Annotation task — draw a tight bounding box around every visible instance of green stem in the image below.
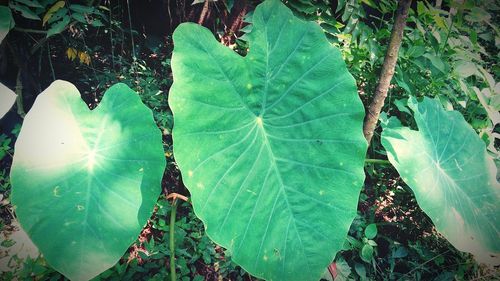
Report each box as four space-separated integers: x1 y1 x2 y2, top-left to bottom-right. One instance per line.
13 27 47 34
169 200 178 281
47 41 56 80
364 158 391 165
15 69 25 118
439 19 453 54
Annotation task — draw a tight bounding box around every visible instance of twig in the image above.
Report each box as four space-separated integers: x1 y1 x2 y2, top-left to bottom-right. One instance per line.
15 69 25 118
47 41 56 80
166 192 189 203
362 0 412 145
365 158 391 165
198 0 210 25
125 0 136 59
221 0 247 46
13 27 47 34
108 2 116 73
169 199 178 281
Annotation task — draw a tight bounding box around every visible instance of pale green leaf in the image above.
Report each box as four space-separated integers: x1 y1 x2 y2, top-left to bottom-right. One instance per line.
381 97 500 265
169 0 367 280
11 81 165 281
0 83 17 119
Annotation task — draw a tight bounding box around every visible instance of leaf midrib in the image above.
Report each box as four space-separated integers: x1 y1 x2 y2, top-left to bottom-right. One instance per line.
256 122 313 274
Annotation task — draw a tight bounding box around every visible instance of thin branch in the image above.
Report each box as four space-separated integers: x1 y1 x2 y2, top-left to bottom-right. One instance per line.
169 199 178 281
166 193 190 203
13 27 47 34
198 0 210 25
47 41 56 80
15 69 25 118
365 158 391 165
363 0 412 146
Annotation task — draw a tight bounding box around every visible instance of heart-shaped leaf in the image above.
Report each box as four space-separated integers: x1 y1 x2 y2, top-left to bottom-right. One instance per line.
169 0 367 280
11 80 165 281
381 96 500 265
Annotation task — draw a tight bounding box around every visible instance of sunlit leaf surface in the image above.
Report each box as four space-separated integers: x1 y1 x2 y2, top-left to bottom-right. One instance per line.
381 96 500 265
169 0 367 280
11 81 165 281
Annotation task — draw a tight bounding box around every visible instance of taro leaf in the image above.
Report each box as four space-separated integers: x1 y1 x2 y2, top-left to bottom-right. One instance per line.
0 6 15 43
381 96 500 265
0 83 17 119
11 80 165 281
169 0 367 280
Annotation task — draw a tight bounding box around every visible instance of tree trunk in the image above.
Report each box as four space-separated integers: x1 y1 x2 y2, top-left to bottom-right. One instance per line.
362 0 412 145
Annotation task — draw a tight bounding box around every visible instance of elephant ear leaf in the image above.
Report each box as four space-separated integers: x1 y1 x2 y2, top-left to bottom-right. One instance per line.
381 96 500 265
169 0 367 280
11 80 166 281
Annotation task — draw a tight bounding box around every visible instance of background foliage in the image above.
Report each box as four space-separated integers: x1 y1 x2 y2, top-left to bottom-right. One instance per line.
0 0 498 280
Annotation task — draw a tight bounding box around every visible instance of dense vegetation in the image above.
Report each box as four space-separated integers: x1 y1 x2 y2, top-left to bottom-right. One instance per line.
0 0 499 280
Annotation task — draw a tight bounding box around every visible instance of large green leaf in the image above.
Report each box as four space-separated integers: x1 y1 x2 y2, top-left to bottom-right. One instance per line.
381 97 500 265
169 0 367 280
11 81 165 281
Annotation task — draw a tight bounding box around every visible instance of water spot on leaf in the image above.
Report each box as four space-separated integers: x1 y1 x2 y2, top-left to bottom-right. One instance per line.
53 186 61 197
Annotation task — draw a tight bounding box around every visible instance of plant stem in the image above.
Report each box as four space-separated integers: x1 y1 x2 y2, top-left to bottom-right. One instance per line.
13 27 47 34
364 158 391 165
439 19 453 54
169 199 178 281
198 0 210 25
47 41 56 80
125 0 136 59
363 0 412 145
15 69 25 118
